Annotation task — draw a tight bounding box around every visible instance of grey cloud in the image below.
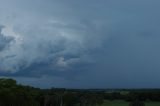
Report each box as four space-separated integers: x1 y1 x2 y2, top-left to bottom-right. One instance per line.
1 0 160 88
0 13 108 73
0 25 14 51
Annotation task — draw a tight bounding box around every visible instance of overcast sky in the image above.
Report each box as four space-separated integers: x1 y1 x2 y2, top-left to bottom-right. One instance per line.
0 0 160 88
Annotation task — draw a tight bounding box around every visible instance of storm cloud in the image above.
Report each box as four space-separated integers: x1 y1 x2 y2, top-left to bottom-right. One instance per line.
0 21 107 73
1 0 160 88
0 0 108 73
0 25 14 51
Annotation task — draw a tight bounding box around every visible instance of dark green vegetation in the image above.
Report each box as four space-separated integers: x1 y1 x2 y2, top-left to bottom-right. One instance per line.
0 78 160 106
0 78 104 106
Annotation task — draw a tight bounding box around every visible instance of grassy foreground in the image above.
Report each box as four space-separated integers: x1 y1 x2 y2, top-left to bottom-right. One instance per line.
146 102 160 106
101 100 129 106
101 100 160 106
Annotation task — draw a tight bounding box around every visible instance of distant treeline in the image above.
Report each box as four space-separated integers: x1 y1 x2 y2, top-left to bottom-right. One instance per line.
0 78 160 106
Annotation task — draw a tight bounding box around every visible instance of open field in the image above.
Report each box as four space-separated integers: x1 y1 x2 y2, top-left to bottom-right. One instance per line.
101 100 129 106
101 100 160 106
146 102 160 106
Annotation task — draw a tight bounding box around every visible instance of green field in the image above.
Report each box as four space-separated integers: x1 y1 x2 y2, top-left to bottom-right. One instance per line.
101 100 160 106
146 102 160 106
101 100 129 106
